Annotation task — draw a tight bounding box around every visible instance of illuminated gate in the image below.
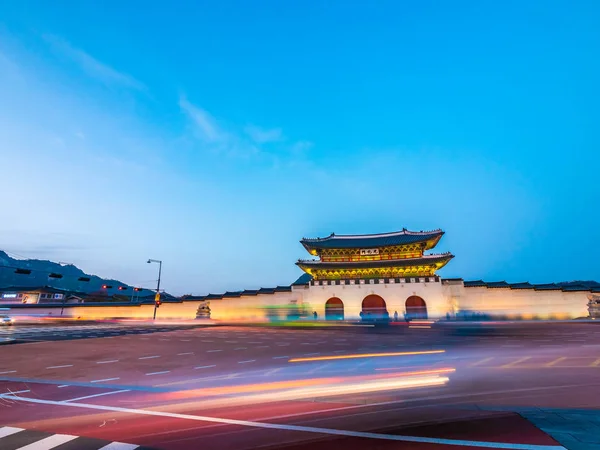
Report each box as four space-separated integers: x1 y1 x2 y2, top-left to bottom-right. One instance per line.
405 296 427 320
325 297 344 321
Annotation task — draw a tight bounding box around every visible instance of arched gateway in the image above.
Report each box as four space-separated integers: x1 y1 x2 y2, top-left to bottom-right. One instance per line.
361 294 388 320
405 296 428 320
325 297 344 320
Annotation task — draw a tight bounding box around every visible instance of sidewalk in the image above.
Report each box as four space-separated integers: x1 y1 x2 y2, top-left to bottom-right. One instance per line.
462 405 600 449
521 409 600 450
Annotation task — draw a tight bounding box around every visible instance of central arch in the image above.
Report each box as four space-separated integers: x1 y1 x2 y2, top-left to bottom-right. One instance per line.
405 296 428 320
361 294 388 321
325 297 344 321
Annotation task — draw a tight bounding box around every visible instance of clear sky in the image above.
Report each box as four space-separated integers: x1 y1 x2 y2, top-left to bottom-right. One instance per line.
0 1 598 295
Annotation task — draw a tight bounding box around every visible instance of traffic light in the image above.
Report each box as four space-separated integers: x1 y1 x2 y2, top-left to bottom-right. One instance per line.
155 292 161 308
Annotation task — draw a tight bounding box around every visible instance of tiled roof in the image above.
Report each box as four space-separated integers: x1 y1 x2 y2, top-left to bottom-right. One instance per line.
533 284 562 291
463 280 597 292
181 286 292 302
297 253 453 269
300 229 444 251
509 282 534 289
292 273 313 285
561 284 591 292
463 280 487 287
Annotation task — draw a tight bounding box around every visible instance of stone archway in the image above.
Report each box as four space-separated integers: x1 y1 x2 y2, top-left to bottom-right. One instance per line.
405 295 428 320
325 297 344 321
361 294 389 321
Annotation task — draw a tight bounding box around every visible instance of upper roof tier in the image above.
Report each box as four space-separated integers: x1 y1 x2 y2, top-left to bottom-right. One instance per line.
300 229 444 254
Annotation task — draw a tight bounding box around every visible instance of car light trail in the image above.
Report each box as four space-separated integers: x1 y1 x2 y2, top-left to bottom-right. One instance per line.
289 349 445 363
375 367 456 376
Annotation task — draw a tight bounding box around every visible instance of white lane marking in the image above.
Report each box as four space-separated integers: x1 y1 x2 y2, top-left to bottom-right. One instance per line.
91 377 120 383
138 355 160 360
273 356 289 359
180 339 191 342
65 389 130 402
46 364 73 369
264 368 282 376
0 389 30 395
96 360 119 364
304 352 320 356
194 365 216 369
201 340 214 342
177 352 194 356
16 433 78 449
207 350 222 353
470 357 494 367
98 442 140 450
146 371 170 376
57 385 70 388
234 347 247 350
248 341 262 344
256 346 270 348
0 395 565 450
0 370 16 374
0 426 24 438
238 360 255 364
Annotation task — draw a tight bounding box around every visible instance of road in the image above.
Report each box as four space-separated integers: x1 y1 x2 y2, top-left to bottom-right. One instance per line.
1 321 600 449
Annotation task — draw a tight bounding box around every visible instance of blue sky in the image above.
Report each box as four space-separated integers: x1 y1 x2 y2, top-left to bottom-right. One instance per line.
0 1 598 294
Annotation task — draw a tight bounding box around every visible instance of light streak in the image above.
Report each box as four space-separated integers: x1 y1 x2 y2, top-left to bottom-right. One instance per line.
289 349 445 363
374 368 455 376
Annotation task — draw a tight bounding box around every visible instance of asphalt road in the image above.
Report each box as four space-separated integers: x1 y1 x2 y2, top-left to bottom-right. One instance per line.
1 321 600 449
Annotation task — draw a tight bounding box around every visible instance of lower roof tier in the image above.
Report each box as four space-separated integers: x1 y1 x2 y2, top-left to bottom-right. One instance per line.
296 253 453 279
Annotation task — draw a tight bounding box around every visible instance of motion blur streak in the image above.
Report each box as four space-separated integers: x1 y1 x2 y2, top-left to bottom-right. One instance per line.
374 367 456 376
244 375 451 403
169 377 346 398
135 375 453 409
289 349 445 362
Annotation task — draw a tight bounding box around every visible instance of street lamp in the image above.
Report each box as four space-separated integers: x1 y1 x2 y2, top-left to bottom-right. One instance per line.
147 259 162 320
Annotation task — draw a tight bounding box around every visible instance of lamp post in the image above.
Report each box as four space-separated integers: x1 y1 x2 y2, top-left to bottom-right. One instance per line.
147 259 162 320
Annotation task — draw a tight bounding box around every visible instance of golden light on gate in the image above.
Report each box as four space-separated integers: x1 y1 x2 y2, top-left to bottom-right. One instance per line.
288 349 445 363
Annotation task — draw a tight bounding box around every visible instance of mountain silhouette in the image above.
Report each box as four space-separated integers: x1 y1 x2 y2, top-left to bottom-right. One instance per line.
0 250 157 299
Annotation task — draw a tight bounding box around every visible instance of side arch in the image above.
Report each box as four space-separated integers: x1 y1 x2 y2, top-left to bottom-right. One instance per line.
405 296 428 320
325 297 344 320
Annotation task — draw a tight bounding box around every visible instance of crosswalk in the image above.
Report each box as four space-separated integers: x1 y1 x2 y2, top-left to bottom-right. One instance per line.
0 426 153 449
0 324 197 343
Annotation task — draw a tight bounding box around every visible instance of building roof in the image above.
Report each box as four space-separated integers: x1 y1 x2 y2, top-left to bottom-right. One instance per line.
180 286 293 302
463 280 600 293
292 273 313 285
485 281 510 289
296 253 454 270
300 229 444 253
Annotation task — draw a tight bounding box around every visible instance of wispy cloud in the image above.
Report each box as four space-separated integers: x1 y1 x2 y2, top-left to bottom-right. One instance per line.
179 97 222 143
179 97 311 164
43 34 144 91
244 125 283 144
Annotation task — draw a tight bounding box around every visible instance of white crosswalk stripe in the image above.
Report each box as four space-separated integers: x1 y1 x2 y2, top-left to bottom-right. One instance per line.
16 433 78 449
0 324 196 341
0 427 142 449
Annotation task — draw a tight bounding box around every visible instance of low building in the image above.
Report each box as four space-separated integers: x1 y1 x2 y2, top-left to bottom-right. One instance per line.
0 286 73 304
